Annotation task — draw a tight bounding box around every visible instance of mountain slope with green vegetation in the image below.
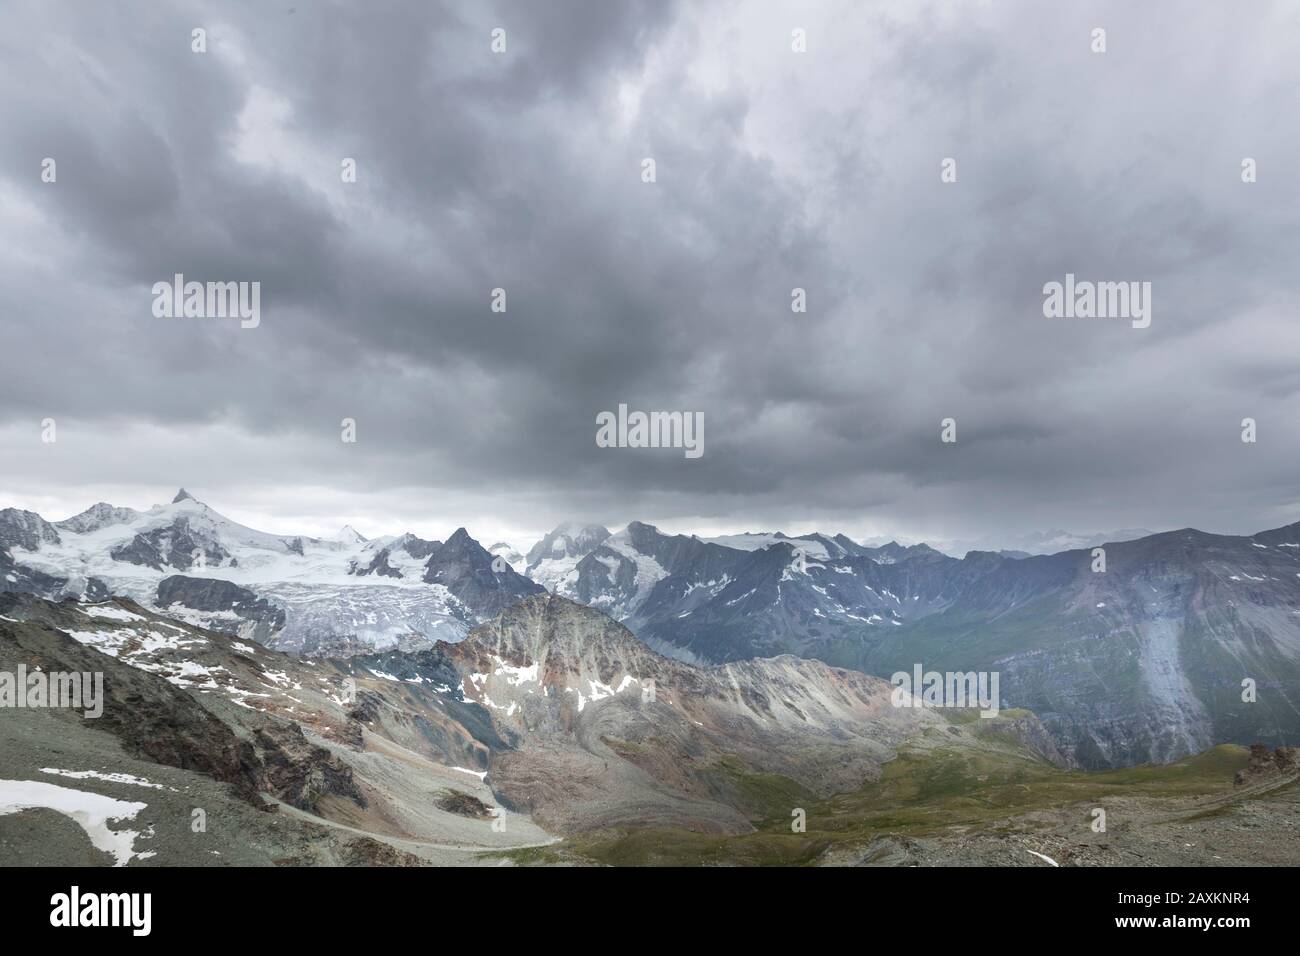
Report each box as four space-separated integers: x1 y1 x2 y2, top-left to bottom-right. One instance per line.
501 734 1299 867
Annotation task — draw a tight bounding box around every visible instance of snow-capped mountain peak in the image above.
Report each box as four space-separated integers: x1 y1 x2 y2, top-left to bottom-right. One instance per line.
333 524 367 545
52 502 141 535
488 542 526 574
524 521 613 592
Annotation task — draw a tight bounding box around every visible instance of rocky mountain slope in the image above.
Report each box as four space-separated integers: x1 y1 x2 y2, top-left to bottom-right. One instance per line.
3 589 1293 867
349 593 1069 833
0 591 557 865
525 519 1300 769
0 592 1055 857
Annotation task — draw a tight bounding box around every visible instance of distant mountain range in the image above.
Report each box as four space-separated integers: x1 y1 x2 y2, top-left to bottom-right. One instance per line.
893 528 1159 559
3 490 1299 769
0 489 542 656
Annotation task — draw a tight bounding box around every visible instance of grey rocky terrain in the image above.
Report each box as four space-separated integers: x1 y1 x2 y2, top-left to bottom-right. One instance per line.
3 589 1295 867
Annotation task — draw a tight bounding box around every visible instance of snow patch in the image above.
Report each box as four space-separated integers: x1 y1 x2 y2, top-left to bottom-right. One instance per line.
0 779 153 866
39 768 174 791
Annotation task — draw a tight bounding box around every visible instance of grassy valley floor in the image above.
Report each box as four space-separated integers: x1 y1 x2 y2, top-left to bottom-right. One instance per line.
494 738 1299 867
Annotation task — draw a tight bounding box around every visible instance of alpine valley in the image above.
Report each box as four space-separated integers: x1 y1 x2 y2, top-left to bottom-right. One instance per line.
2 490 1298 867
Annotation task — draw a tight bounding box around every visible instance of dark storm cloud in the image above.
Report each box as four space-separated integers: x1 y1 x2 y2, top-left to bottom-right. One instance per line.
1 0 1298 547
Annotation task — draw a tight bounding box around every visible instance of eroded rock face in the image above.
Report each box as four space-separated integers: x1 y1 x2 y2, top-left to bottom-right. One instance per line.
249 723 365 812
0 548 70 597
1234 744 1299 786
111 519 233 571
0 509 62 551
109 534 167 571
0 593 364 815
156 575 286 643
437 790 493 819
339 837 424 867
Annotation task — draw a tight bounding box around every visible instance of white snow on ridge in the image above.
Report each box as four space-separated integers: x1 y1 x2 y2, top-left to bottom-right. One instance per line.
10 494 460 610
332 525 367 545
382 543 432 580
529 554 585 595
601 529 669 614
703 533 831 559
39 768 173 791
682 576 732 598
63 626 206 660
148 660 226 690
574 675 639 712
492 656 539 686
80 604 146 622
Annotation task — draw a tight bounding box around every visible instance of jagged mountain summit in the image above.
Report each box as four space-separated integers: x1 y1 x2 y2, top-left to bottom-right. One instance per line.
524 522 612 592
488 542 526 574
333 525 368 546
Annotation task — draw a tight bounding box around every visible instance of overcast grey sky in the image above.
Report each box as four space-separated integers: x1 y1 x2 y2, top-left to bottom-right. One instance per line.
1 0 1298 550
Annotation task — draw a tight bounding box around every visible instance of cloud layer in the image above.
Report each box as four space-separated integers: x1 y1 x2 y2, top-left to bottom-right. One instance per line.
2 0 1298 548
